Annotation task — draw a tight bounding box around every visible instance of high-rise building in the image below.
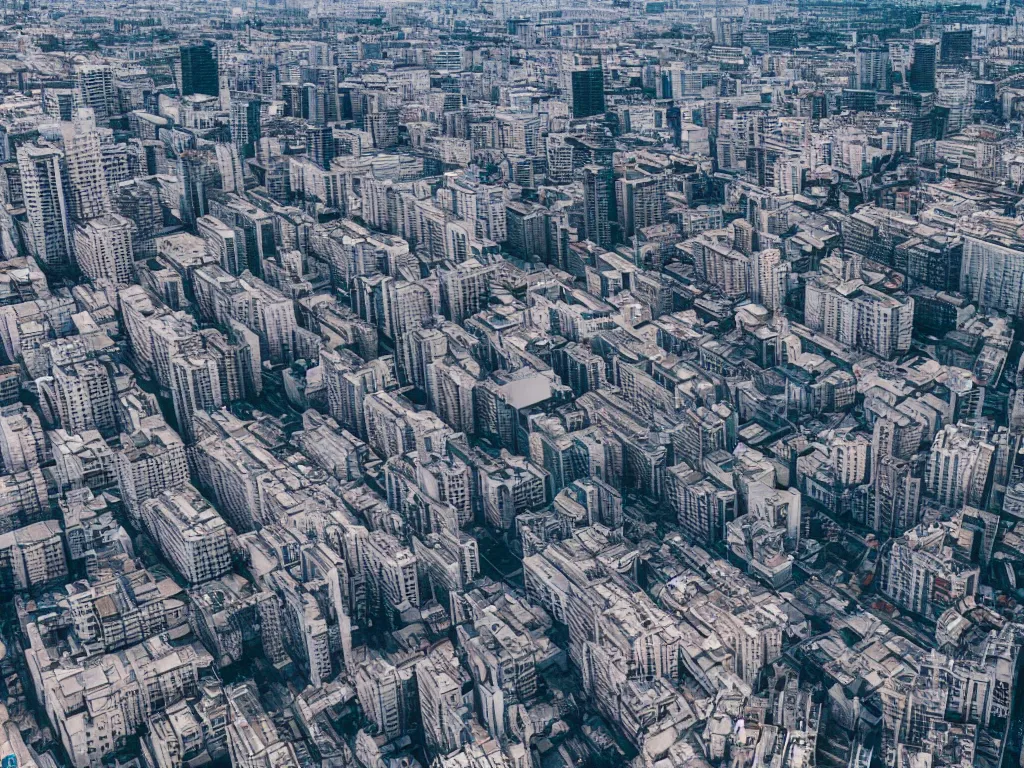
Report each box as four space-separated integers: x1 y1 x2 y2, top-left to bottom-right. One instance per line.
439 258 496 323
666 464 737 544
230 98 261 160
61 121 111 222
880 525 979 617
75 64 115 120
180 43 219 97
202 325 262 403
958 213 1024 316
17 145 74 272
170 354 223 443
73 214 134 284
874 456 922 539
0 520 68 591
941 30 972 64
571 67 606 118
197 215 242 275
114 416 189 523
354 657 417 743
364 529 421 610
615 171 668 240
178 150 219 229
51 359 117 436
925 424 994 510
856 46 890 91
306 125 335 171
140 485 233 584
582 164 614 248
908 40 938 93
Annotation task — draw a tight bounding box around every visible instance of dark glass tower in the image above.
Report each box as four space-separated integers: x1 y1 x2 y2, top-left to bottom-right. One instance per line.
180 43 219 97
908 41 938 93
571 67 606 118
940 30 972 64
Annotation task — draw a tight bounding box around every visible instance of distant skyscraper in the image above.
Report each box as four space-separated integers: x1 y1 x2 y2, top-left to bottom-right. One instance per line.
571 67 606 118
180 43 219 97
856 46 890 91
306 125 335 171
17 145 74 272
177 150 218 228
941 30 972 64
582 164 614 247
909 40 938 93
230 98 261 160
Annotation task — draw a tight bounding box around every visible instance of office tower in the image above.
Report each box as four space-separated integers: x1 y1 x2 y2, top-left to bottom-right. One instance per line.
306 125 335 171
571 67 606 118
140 486 232 584
230 98 261 159
909 40 938 93
582 164 614 248
75 64 115 120
73 214 134 284
301 65 340 123
941 30 972 64
197 215 242 275
61 121 111 221
170 354 223 443
936 68 973 133
856 46 890 91
17 145 74 272
439 258 496 323
300 82 326 125
180 43 219 97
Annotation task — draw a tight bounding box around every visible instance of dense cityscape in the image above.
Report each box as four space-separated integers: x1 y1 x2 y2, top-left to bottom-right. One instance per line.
0 1 1021 768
